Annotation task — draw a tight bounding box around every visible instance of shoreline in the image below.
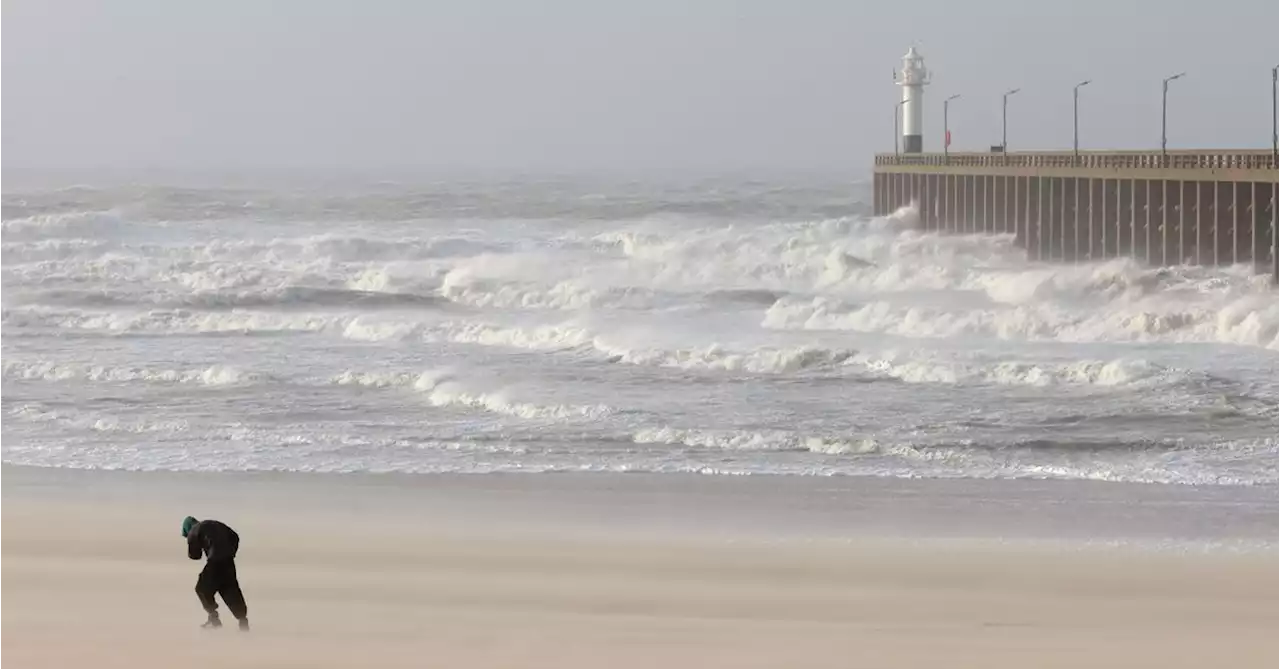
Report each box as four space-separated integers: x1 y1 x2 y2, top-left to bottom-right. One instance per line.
5 464 1276 549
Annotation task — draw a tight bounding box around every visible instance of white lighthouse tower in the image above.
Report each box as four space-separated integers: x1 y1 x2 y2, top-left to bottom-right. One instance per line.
894 47 930 154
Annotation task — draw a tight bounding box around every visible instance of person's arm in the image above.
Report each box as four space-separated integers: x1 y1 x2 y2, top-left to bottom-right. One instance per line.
187 526 203 560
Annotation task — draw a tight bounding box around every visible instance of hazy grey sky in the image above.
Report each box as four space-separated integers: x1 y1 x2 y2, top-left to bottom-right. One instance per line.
4 0 1277 174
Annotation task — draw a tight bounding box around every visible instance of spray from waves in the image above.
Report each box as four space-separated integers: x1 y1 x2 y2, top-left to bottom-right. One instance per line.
329 370 424 388
14 285 452 311
595 340 854 373
364 318 849 377
844 352 1186 388
425 214 906 311
415 318 855 374
763 289 1279 349
1 238 114 263
1 211 126 240
424 209 1273 341
1 233 507 267
634 427 878 455
440 274 660 311
5 409 1272 484
329 368 617 421
631 426 1276 486
2 361 256 386
420 321 593 349
231 233 508 263
8 402 191 435
2 307 345 336
343 316 1225 387
405 319 1206 387
584 209 1019 294
415 371 616 421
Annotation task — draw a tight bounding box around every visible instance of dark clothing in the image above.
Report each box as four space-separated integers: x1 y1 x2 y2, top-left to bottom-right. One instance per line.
195 557 248 620
187 519 240 562
187 519 248 621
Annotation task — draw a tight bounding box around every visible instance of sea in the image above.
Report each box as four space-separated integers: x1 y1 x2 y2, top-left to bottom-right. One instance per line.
3 174 1277 490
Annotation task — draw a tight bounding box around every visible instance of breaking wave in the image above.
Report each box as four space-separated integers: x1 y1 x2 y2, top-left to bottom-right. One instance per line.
2 361 255 386
17 286 451 311
4 182 1275 489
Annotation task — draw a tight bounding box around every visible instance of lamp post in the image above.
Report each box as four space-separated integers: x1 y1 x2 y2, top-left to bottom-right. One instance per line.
1002 88 1020 154
1271 66 1277 166
1073 80 1091 165
1161 72 1186 164
944 94 960 163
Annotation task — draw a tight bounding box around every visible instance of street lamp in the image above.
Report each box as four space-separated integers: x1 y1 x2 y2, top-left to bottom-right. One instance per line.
1271 66 1277 166
1073 80 1091 164
1002 88 1020 154
894 100 907 157
1161 72 1186 163
944 94 961 162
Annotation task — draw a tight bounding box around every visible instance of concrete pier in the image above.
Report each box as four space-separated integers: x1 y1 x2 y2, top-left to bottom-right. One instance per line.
873 150 1279 278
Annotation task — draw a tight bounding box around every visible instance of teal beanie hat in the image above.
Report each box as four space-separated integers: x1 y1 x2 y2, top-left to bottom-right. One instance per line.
181 516 198 537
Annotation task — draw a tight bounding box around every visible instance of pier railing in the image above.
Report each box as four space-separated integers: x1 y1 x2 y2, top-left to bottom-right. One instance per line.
875 150 1278 171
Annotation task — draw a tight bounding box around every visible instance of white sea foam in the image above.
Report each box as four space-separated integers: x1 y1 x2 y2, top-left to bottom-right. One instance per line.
845 352 1177 387
763 290 1279 349
2 361 255 386
633 427 879 455
411 370 614 421
1 211 126 240
8 403 191 434
4 184 1275 492
596 340 854 373
420 321 593 350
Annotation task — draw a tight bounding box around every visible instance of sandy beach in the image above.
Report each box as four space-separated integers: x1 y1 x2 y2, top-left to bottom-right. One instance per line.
3 466 1275 668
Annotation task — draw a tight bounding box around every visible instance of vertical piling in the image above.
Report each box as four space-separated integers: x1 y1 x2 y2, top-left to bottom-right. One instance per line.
1006 176 1016 235
1069 178 1081 262
979 175 988 234
1143 179 1153 265
969 175 979 234
982 175 992 234
1235 180 1251 265
1141 180 1152 264
1159 180 1169 266
1100 180 1111 259
1273 181 1278 280
1131 177 1141 262
1216 182 1234 267
994 176 1003 235
1117 179 1132 258
1176 181 1190 264
949 174 957 232
1059 177 1069 259
1086 178 1097 260
1027 176 1041 260
1194 182 1209 265
1249 181 1266 272
1033 175 1043 259
1013 176 1024 245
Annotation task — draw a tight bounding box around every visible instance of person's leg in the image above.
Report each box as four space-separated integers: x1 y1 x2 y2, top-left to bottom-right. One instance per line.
216 559 250 629
194 562 223 627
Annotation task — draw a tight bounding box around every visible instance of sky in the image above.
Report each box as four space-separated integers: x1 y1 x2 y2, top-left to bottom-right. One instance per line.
3 0 1277 176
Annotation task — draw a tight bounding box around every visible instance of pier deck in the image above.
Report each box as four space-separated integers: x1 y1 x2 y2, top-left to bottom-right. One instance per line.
873 150 1279 277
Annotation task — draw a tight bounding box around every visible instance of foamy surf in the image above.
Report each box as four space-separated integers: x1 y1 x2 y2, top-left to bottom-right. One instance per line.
3 180 1275 488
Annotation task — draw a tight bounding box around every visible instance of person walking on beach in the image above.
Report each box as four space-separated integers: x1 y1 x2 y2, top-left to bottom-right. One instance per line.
181 516 250 631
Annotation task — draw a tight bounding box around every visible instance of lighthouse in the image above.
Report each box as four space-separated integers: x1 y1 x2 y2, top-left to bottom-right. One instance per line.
894 47 930 154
